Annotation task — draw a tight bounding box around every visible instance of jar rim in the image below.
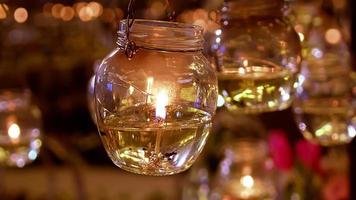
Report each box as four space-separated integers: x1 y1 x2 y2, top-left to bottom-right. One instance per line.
118 19 205 52
120 19 204 33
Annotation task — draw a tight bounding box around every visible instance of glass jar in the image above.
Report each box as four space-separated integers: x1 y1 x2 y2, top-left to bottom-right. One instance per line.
211 139 276 200
0 89 42 168
293 57 355 146
213 0 301 113
95 20 218 176
292 0 355 146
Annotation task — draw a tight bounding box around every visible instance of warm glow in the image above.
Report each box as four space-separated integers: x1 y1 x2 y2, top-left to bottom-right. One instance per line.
74 2 87 15
238 67 246 75
51 3 63 18
8 123 21 140
148 1 165 18
14 7 28 23
60 6 75 21
155 90 169 119
79 6 93 21
87 1 103 18
0 4 7 19
298 32 305 42
325 28 341 44
240 175 254 189
243 59 249 67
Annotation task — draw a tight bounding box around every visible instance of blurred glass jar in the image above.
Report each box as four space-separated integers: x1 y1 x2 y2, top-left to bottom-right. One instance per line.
292 0 354 146
293 56 355 146
211 139 276 200
0 89 42 168
213 0 301 113
182 111 268 200
95 20 218 176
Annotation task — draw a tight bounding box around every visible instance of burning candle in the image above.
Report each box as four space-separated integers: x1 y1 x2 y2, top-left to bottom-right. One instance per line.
155 90 169 120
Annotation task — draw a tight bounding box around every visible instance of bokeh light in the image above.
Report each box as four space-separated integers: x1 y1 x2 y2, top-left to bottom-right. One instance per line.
325 28 342 44
51 3 63 19
60 6 75 21
14 7 28 23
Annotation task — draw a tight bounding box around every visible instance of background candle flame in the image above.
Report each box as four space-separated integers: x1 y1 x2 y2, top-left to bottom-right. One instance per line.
155 90 168 119
8 123 21 140
240 175 254 189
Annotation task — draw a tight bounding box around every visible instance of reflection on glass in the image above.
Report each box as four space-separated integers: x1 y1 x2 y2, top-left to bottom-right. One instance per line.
87 60 101 124
0 89 42 168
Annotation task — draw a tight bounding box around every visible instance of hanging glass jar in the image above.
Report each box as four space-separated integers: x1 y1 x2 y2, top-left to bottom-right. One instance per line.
213 0 301 113
292 0 355 146
211 138 276 200
94 20 218 176
0 89 42 168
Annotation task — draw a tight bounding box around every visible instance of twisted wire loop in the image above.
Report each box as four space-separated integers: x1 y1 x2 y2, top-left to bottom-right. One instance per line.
122 0 138 59
120 0 177 58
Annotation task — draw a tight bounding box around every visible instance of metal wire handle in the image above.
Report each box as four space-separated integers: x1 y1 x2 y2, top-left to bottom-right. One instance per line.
122 0 176 59
122 0 138 59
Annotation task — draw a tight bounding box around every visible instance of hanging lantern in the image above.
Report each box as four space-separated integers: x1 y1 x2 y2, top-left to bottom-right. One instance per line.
94 17 217 176
213 0 301 113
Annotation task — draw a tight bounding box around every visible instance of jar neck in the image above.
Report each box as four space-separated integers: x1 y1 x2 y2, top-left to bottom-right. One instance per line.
117 19 204 52
222 0 285 19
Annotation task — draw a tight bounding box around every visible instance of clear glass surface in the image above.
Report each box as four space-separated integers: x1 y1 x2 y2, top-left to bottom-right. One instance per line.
95 20 217 176
0 89 42 168
213 0 301 113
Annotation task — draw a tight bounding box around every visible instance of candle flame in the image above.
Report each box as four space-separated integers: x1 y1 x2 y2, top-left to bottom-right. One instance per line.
8 123 21 140
155 90 168 119
240 175 254 189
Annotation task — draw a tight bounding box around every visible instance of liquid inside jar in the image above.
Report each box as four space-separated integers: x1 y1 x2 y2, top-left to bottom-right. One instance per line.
0 128 41 168
294 98 356 146
99 104 211 176
218 64 295 113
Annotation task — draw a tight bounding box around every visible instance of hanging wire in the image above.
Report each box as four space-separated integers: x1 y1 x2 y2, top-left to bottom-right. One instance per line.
121 0 177 58
122 0 138 59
